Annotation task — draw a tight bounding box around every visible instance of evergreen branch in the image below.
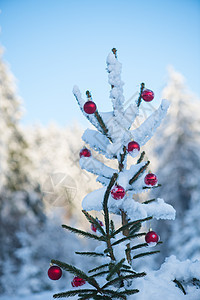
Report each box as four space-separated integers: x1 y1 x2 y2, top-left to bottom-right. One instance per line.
53 289 97 298
111 232 146 247
88 263 110 273
142 198 156 204
132 250 160 260
137 151 145 164
118 289 139 296
143 184 162 190
121 264 131 269
75 251 105 257
129 161 150 185
82 210 105 235
62 224 105 241
129 242 148 251
173 279 187 295
121 269 137 274
106 258 125 281
110 219 115 235
78 295 97 300
111 216 152 237
92 270 110 278
51 260 100 290
94 111 113 142
129 223 141 235
137 82 145 107
103 172 118 261
103 273 146 289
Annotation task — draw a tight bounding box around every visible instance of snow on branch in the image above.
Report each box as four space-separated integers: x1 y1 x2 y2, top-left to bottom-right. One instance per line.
82 129 113 158
126 99 170 146
80 156 117 178
106 49 125 113
73 85 104 134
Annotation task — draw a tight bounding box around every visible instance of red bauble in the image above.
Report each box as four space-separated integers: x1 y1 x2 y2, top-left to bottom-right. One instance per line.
144 173 158 186
111 185 125 200
145 231 159 247
141 89 154 102
48 266 62 280
79 148 91 158
91 219 104 232
127 141 140 153
83 101 96 114
71 276 86 287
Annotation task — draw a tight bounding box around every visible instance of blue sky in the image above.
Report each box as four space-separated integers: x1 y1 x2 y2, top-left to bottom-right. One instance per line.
0 0 200 127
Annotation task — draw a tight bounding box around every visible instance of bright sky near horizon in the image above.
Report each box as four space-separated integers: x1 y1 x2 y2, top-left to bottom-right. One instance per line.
0 0 200 127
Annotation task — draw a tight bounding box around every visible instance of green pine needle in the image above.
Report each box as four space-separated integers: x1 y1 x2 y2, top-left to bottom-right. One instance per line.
53 289 97 298
75 251 105 257
111 216 152 237
103 272 146 289
132 250 160 260
142 198 156 204
82 210 105 236
106 258 125 281
51 259 99 289
88 263 110 274
111 232 146 247
62 224 105 242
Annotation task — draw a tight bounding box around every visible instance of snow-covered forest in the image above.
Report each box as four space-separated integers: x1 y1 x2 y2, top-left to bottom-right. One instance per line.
1 46 200 300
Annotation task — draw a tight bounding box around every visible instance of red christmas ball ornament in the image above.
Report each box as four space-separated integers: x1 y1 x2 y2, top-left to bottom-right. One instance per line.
83 101 96 114
71 276 86 287
141 89 154 102
145 231 160 247
111 185 125 200
144 173 158 186
48 265 62 280
127 141 140 153
79 148 91 158
91 219 104 232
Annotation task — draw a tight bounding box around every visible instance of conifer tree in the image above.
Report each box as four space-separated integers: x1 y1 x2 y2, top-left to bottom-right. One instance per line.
48 49 180 299
151 67 200 263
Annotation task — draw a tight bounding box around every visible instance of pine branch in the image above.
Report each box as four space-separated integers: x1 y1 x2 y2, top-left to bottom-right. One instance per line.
75 251 105 257
119 146 127 171
137 82 145 107
129 223 141 235
53 289 97 298
103 172 118 261
111 216 152 237
173 279 187 295
137 151 145 164
51 260 100 290
92 270 110 278
62 224 105 241
118 289 139 296
78 295 97 300
103 273 146 289
110 219 115 235
111 232 146 247
132 250 160 260
129 242 148 251
88 263 110 273
82 210 105 236
129 161 150 185
106 258 125 280
94 111 113 142
142 198 156 204
121 269 137 275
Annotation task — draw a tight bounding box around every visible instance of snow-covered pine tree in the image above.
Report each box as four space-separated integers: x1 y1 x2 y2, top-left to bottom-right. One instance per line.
49 49 200 299
151 67 200 263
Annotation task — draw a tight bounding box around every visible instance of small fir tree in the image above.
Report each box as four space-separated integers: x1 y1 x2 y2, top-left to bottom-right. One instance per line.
48 49 181 299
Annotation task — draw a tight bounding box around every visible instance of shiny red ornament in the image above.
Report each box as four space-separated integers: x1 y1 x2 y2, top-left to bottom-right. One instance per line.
111 185 125 200
144 173 158 186
127 141 140 153
83 101 96 114
145 231 159 246
91 219 104 232
48 266 62 280
79 148 91 158
71 276 86 287
141 89 154 102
